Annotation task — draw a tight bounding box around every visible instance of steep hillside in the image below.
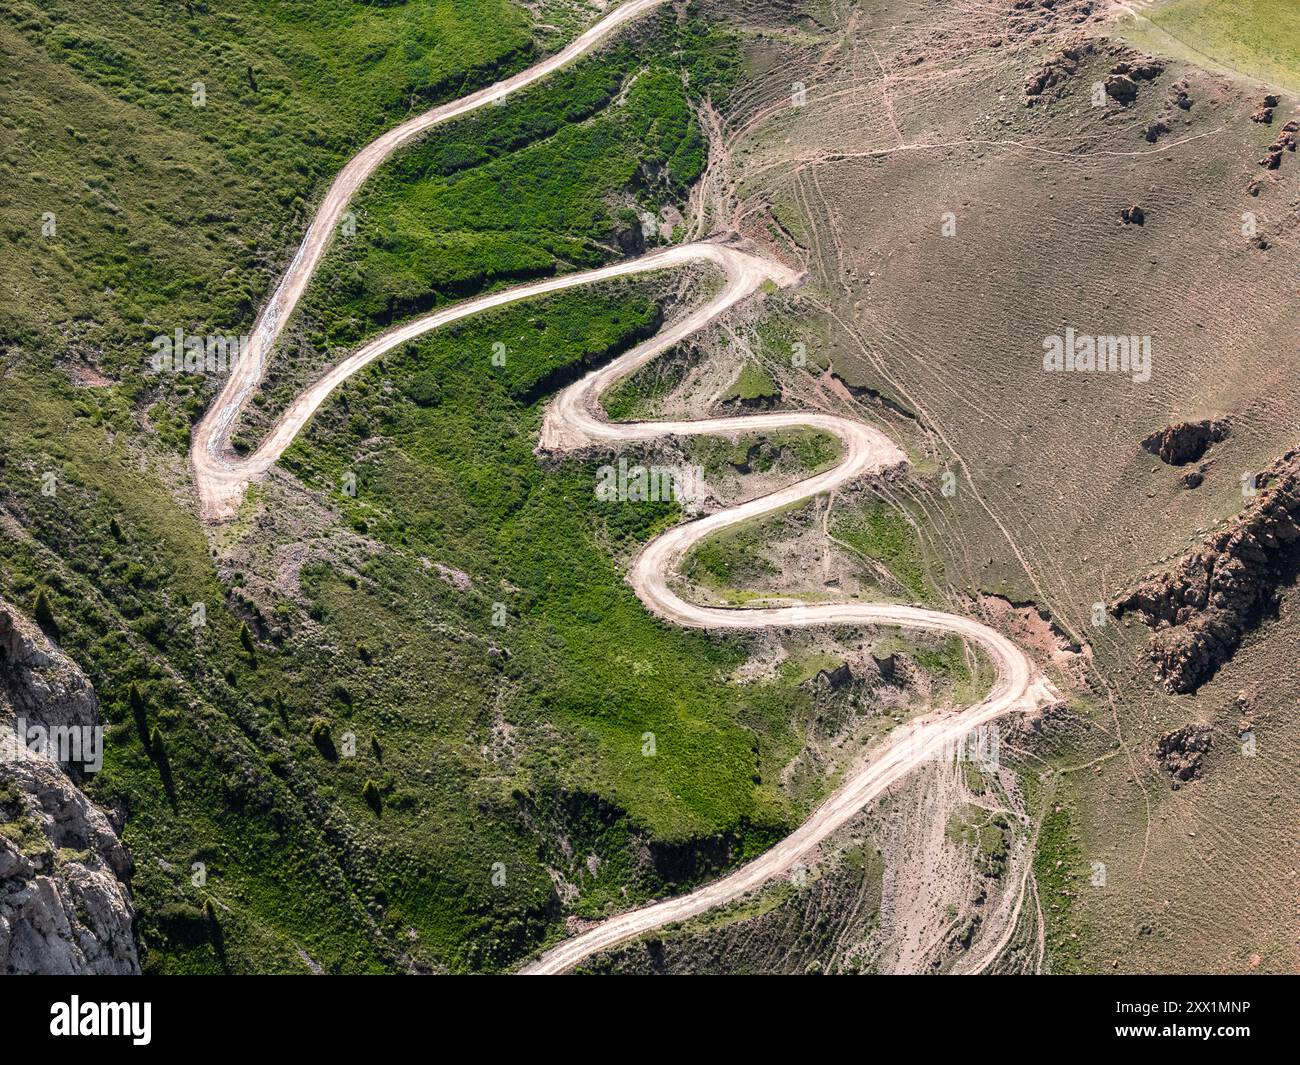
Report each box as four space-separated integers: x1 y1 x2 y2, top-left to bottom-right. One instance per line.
681 0 1298 973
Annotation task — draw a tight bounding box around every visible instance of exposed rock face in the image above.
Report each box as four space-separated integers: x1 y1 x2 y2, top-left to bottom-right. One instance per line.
1113 449 1300 693
1155 725 1212 787
799 651 910 743
0 607 99 733
1024 39 1095 103
1104 73 1139 105
0 599 139 974
1259 120 1296 170
1104 57 1162 105
1141 419 1228 466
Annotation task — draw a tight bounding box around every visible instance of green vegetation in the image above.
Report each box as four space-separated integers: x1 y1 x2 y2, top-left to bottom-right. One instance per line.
833 501 934 601
1027 781 1089 974
33 587 58 636
239 13 741 438
0 0 754 974
0 0 996 977
945 804 1011 878
601 345 693 420
0 0 537 378
0 368 398 972
684 521 779 591
0 273 816 971
691 430 840 479
302 66 705 340
1122 0 1300 91
723 362 780 404
910 634 995 706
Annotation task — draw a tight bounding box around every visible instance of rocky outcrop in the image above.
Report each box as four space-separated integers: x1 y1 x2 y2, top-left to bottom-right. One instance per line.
0 599 139 974
1250 94 1281 124
1021 37 1162 109
830 372 921 425
1141 419 1228 466
1155 724 1212 787
1113 448 1300 693
1259 108 1296 170
1104 57 1163 106
1024 39 1095 103
0 606 99 733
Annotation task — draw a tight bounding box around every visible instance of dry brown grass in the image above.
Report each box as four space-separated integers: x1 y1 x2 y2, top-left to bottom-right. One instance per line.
699 0 1298 973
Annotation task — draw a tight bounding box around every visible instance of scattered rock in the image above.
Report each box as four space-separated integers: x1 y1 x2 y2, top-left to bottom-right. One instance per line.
1024 39 1095 103
430 561 472 592
1179 470 1204 490
1258 127 1294 170
1120 204 1145 226
1104 56 1163 106
1143 118 1170 143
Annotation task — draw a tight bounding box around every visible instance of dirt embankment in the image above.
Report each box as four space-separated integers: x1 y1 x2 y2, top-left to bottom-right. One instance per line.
1113 448 1300 693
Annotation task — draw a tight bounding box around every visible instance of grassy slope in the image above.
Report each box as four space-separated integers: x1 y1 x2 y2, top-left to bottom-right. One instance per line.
0 0 535 372
237 30 720 442
0 0 543 977
0 0 822 973
1123 0 1300 92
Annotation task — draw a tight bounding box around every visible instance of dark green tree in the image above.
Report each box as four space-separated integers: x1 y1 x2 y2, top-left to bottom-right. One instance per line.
238 622 255 657
33 589 58 638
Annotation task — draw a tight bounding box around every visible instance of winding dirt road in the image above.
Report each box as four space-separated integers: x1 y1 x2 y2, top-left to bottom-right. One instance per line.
191 0 668 520
187 0 1059 975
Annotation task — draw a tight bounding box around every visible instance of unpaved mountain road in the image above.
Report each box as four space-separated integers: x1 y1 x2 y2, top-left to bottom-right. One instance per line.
187 0 1059 975
191 0 668 520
